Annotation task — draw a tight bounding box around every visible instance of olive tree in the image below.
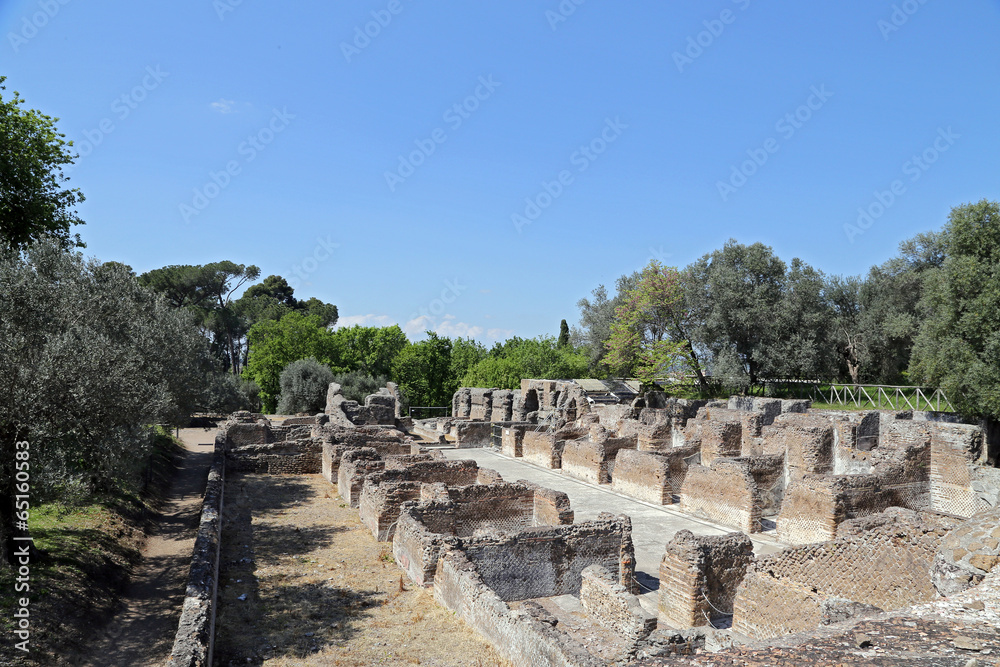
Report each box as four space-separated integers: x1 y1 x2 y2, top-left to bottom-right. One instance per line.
277 358 335 414
0 242 212 565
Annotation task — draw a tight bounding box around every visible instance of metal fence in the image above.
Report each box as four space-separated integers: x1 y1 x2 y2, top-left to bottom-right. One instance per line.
408 406 451 420
813 383 956 412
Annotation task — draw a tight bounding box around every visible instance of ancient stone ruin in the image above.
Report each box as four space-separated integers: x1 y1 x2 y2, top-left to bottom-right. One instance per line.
171 378 1000 666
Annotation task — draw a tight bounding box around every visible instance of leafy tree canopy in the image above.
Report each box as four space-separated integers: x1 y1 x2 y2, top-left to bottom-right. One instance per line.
603 261 696 385
0 241 214 564
277 357 334 415
909 199 1000 418
332 324 408 379
392 332 454 407
243 311 342 412
0 77 84 251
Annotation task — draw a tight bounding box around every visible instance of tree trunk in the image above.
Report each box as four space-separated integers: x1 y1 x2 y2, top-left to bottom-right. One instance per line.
684 341 709 390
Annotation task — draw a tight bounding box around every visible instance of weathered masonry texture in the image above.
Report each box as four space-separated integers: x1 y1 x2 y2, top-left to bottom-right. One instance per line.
182 381 1000 666
658 531 754 629
733 508 958 640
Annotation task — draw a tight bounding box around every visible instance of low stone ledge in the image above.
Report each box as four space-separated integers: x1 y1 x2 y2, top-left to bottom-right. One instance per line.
167 452 225 667
580 564 657 642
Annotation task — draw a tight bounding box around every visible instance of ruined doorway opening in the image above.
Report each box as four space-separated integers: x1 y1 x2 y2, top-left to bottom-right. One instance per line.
524 389 539 414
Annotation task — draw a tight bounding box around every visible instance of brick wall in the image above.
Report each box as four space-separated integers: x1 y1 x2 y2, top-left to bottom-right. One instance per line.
225 441 322 475
445 483 537 537
526 483 575 526
772 414 835 482
776 442 931 545
459 515 635 602
522 430 564 468
392 482 575 588
698 420 742 466
561 437 636 485
679 460 760 533
580 564 656 641
433 548 604 667
658 530 754 628
337 448 384 506
451 420 494 448
501 425 526 457
611 446 699 505
359 479 422 541
734 508 958 641
393 505 458 587
930 422 986 517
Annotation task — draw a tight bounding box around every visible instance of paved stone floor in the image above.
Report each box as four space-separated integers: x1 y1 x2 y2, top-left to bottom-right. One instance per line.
439 446 787 614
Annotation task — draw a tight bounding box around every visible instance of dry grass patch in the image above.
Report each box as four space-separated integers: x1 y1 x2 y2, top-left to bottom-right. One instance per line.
214 473 511 667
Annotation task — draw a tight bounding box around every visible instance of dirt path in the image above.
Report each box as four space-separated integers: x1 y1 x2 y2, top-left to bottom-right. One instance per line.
78 427 216 667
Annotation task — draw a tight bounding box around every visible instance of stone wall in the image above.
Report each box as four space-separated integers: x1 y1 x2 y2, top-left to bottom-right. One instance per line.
658 530 754 629
580 564 656 641
459 515 636 602
522 430 565 469
433 548 604 667
225 441 322 475
930 422 987 517
167 453 225 667
611 447 699 505
679 460 761 533
733 508 958 641
560 435 636 485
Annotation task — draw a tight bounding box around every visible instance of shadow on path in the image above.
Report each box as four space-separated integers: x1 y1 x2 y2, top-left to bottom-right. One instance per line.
74 428 216 667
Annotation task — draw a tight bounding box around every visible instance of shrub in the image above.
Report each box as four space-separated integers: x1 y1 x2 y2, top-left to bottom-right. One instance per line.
277 358 334 414
332 370 388 404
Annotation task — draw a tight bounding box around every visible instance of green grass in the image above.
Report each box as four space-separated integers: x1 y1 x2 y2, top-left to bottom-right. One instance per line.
0 426 184 664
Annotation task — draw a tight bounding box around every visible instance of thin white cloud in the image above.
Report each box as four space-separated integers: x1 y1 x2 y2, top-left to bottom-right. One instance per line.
487 327 515 340
336 314 396 329
210 98 236 114
405 314 495 340
403 315 433 336
435 319 484 339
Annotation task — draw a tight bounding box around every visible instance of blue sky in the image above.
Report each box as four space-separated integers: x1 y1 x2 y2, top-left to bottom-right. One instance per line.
3 1 999 343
